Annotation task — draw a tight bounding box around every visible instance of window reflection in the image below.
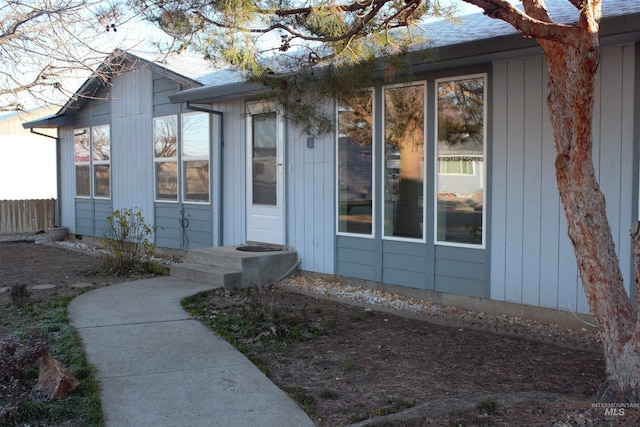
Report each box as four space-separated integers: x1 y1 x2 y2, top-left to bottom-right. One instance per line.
182 112 210 202
252 112 277 206
184 160 209 202
383 84 425 240
337 92 373 235
94 164 110 197
182 113 209 157
154 116 177 158
75 165 90 196
156 162 178 200
436 76 485 245
154 116 178 201
74 130 90 162
92 125 110 161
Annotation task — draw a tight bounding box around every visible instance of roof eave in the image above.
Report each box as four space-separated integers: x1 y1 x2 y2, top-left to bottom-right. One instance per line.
169 81 269 104
22 114 75 129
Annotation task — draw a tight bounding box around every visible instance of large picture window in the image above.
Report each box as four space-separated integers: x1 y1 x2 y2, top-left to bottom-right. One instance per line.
436 75 486 246
383 83 426 240
154 112 210 203
337 91 374 235
74 125 110 198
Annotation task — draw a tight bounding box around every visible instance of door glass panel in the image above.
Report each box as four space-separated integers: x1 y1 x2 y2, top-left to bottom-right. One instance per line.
252 112 277 205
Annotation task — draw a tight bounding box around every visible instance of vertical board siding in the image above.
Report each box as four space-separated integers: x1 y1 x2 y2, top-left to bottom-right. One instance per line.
521 56 544 307
538 68 561 310
490 62 509 301
490 44 635 314
111 67 155 226
286 106 335 274
504 59 525 304
219 99 246 246
58 127 76 232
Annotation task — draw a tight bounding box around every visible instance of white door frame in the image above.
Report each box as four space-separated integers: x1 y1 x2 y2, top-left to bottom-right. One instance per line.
245 102 286 246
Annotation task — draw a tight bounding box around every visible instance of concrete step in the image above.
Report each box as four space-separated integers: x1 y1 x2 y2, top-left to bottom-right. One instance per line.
170 262 242 288
173 246 299 288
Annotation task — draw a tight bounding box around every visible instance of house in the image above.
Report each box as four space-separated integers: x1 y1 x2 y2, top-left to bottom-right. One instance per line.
24 0 640 326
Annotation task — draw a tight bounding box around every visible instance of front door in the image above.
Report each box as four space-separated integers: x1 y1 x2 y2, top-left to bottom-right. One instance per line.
246 103 285 245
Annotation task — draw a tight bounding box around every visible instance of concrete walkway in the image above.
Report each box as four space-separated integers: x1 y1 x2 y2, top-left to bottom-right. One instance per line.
67 277 315 427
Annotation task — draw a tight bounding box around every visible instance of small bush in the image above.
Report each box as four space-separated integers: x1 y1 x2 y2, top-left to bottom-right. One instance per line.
101 208 156 275
9 284 32 307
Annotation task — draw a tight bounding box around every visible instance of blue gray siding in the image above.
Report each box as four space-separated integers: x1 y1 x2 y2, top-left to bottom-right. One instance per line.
58 127 76 232
75 198 111 237
111 66 154 224
336 75 489 297
490 44 636 314
152 74 216 250
286 116 335 274
73 85 112 233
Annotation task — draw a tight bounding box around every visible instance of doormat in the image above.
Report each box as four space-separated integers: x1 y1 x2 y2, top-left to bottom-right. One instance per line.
236 245 283 252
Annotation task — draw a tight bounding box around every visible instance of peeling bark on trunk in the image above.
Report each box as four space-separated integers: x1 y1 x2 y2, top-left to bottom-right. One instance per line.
531 5 639 400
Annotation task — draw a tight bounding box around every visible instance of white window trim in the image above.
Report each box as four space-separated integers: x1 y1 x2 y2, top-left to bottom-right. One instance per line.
433 73 487 249
335 91 376 239
381 81 428 243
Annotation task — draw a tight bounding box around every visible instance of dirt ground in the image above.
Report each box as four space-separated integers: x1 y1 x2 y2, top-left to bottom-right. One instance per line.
1 240 638 426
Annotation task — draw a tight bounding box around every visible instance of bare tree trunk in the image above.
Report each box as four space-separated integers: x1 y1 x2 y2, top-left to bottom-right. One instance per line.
395 137 423 237
537 18 640 400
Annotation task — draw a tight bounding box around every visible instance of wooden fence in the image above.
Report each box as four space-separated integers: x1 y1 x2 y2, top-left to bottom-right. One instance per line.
0 199 56 234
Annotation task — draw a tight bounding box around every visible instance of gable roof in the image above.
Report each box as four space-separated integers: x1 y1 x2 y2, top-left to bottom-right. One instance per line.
22 49 243 129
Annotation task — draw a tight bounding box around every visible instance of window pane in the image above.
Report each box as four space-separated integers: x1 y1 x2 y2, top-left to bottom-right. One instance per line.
384 85 425 239
337 92 373 235
75 165 90 196
436 77 485 245
74 130 89 162
94 164 110 197
154 116 177 158
252 112 277 206
156 162 178 200
184 160 209 202
182 112 210 157
92 125 110 161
